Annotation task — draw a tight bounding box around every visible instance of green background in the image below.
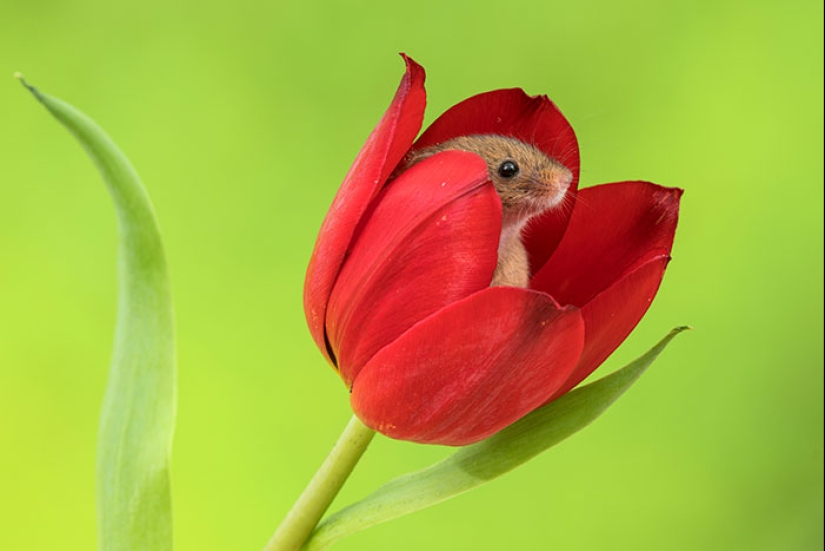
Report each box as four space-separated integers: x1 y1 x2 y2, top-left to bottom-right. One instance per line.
1 0 822 549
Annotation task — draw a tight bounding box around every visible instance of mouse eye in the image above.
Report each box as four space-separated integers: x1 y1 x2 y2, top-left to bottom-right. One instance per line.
497 160 519 178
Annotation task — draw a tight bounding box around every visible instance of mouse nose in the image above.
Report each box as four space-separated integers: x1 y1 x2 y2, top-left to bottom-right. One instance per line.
553 165 573 190
535 164 573 191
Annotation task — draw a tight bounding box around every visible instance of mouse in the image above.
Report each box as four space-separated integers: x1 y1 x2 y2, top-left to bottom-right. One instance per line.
401 134 573 287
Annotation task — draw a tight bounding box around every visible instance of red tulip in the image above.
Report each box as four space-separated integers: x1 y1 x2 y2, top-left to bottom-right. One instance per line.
304 55 682 446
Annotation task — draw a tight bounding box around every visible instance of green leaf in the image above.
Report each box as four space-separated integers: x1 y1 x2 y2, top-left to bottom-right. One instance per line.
305 326 689 550
19 75 176 551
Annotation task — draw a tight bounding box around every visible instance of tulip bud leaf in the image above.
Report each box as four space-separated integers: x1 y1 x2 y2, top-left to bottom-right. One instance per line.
305 326 689 549
19 76 176 551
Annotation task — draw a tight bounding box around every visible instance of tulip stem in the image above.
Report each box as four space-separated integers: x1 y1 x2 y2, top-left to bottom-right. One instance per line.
264 415 376 551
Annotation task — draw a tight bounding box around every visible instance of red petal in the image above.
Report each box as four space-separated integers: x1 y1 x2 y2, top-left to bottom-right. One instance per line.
531 181 682 307
522 197 579 276
414 89 580 186
414 89 581 270
545 256 671 402
304 55 427 364
351 287 585 446
327 150 500 385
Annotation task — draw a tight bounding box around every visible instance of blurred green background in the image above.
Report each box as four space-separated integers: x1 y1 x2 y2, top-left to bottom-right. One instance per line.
1 0 822 549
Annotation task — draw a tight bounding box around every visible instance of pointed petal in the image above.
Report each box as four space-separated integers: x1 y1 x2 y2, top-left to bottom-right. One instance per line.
545 256 671 402
351 288 585 446
304 55 427 363
531 181 682 307
529 181 682 402
327 151 500 384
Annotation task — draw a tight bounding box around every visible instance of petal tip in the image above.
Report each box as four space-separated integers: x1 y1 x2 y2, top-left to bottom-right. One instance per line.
398 53 426 84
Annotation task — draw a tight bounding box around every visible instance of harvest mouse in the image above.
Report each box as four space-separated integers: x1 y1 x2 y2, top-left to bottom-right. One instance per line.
402 135 573 287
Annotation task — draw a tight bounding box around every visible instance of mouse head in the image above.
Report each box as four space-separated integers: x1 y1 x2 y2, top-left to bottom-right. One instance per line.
407 134 573 219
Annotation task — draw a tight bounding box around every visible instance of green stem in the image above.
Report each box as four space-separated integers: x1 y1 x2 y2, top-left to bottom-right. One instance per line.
264 415 376 551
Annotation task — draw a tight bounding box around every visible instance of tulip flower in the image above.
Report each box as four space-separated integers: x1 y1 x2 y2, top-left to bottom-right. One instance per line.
20 62 684 551
304 55 681 446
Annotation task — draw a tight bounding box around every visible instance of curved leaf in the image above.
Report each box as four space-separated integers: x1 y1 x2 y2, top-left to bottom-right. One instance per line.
20 75 176 551
305 326 689 550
